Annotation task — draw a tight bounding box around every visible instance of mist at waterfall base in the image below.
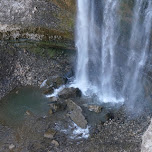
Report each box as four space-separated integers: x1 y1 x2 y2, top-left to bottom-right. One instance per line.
71 0 152 114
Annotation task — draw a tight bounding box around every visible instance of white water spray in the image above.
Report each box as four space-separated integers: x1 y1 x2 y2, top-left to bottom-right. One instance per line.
73 0 152 104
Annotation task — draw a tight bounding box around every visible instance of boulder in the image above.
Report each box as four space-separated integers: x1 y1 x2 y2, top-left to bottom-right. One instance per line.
66 99 87 129
141 119 152 152
46 76 66 89
51 140 59 147
9 144 15 150
25 110 34 116
48 100 66 113
49 109 53 115
42 76 66 95
50 96 58 102
66 99 82 111
44 129 56 139
58 87 82 99
83 104 103 113
43 87 54 95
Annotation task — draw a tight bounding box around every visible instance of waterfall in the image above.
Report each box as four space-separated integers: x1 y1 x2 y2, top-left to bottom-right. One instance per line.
100 0 121 103
123 0 152 109
73 0 152 104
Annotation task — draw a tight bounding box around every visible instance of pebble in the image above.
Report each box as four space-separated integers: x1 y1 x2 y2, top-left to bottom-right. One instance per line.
9 144 15 150
44 130 56 139
51 140 59 147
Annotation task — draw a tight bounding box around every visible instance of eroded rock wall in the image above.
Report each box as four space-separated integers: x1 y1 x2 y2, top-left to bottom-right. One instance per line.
0 0 76 44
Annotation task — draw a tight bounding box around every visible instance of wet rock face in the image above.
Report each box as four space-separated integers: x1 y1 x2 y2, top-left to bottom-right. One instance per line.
0 0 76 42
0 0 75 27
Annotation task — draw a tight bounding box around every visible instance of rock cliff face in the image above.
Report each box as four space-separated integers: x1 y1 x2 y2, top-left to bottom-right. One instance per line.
0 0 76 47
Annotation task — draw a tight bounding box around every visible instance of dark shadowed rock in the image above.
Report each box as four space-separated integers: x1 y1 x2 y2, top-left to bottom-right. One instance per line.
105 112 115 121
58 87 81 99
46 76 66 89
50 96 58 102
48 100 66 113
66 99 87 129
42 76 66 95
64 68 75 83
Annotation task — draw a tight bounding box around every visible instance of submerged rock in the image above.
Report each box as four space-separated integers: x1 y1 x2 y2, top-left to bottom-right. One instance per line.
58 87 81 99
25 110 34 116
66 99 87 129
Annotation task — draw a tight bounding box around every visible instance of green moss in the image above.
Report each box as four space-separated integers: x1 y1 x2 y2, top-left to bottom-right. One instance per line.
47 49 56 57
32 47 46 57
6 39 75 58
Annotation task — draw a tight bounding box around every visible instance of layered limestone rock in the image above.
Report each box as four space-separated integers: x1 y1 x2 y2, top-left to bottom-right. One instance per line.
0 0 76 48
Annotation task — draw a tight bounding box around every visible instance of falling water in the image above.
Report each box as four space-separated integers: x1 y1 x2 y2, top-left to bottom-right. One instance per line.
123 0 152 109
74 0 152 104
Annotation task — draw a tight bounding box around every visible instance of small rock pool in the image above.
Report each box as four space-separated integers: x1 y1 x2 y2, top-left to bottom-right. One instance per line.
0 86 50 127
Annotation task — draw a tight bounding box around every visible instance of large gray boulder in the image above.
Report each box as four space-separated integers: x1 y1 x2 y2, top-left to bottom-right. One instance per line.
58 87 82 99
141 119 152 152
66 99 87 129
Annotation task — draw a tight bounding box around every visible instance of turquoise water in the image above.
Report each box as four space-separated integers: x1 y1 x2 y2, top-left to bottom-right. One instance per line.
0 86 49 126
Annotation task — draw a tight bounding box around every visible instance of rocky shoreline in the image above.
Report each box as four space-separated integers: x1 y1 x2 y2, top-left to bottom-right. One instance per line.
0 86 151 152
